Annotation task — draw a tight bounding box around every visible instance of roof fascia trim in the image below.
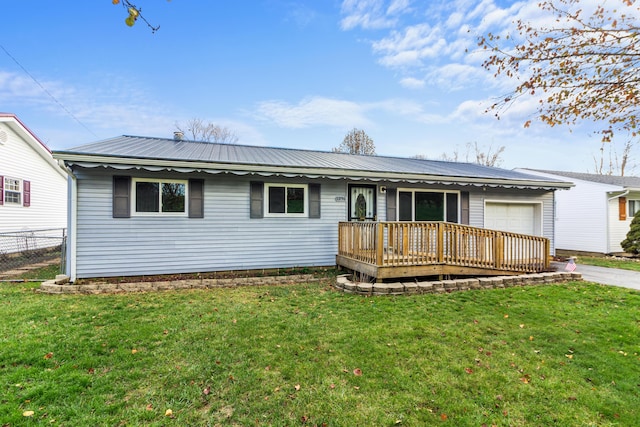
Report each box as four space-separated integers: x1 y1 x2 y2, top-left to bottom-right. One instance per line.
55 154 573 190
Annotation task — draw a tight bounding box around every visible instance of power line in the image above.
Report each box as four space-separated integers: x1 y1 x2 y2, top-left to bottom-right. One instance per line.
0 44 98 138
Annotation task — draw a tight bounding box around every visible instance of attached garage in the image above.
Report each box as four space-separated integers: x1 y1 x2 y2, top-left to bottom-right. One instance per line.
484 202 542 236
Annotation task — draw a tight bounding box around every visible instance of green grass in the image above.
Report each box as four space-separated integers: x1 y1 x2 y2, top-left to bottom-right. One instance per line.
578 256 640 272
0 279 638 426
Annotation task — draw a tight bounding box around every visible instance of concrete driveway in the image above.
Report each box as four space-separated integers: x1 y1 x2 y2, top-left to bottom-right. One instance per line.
552 261 640 291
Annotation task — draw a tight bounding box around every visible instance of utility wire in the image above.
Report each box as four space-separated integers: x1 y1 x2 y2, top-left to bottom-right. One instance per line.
0 44 98 138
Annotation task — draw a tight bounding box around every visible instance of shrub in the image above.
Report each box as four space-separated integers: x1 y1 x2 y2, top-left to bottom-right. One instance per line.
621 208 640 254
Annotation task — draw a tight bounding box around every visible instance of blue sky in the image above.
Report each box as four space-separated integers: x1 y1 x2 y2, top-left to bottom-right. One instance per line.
0 0 618 171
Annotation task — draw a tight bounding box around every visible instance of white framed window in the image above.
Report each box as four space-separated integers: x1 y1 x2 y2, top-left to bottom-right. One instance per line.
132 178 188 216
4 177 22 205
397 189 460 222
265 183 307 217
629 200 640 217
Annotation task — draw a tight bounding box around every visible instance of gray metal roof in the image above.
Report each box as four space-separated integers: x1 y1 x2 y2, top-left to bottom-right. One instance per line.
54 135 571 189
527 169 640 189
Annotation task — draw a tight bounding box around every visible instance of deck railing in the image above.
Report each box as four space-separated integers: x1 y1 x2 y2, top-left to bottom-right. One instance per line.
338 221 549 274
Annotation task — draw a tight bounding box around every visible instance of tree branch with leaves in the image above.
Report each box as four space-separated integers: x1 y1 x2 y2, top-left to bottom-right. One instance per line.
112 0 161 32
479 0 640 143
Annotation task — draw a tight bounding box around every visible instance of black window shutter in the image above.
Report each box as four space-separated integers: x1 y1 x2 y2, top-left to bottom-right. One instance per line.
309 183 321 218
386 188 397 221
23 180 31 207
250 181 264 218
461 191 470 225
113 176 131 218
189 179 204 218
0 175 3 205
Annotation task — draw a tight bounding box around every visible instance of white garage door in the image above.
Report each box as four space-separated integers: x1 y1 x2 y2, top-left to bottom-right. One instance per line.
485 203 538 236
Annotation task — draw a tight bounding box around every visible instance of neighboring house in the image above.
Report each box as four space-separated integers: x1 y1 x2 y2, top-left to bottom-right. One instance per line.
0 113 67 252
53 135 571 281
518 169 640 255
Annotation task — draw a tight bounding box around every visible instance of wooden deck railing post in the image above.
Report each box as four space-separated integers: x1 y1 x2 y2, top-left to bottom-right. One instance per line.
376 222 384 266
437 223 444 263
494 232 504 269
544 238 550 270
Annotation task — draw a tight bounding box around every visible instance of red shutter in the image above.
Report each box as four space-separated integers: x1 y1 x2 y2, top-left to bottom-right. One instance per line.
23 180 31 207
619 197 627 221
0 175 3 205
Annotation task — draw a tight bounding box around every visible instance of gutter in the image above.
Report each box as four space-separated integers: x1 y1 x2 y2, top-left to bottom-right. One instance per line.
53 153 574 191
608 190 629 201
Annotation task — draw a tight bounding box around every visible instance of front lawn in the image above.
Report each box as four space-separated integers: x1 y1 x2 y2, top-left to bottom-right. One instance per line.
0 279 638 426
579 255 640 272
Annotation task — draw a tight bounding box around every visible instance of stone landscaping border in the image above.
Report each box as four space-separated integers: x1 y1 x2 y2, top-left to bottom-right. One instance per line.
39 274 317 294
334 271 583 296
39 270 582 296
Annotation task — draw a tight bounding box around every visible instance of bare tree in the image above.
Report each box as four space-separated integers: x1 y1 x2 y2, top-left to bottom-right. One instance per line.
175 118 239 144
439 142 505 167
333 128 376 155
593 138 635 176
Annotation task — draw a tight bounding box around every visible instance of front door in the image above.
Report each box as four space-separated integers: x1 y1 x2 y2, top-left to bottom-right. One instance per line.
349 184 377 221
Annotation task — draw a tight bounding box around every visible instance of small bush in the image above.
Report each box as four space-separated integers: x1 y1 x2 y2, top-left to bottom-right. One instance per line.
621 209 640 254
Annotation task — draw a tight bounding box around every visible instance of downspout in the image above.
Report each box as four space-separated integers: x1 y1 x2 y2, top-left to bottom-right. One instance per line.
607 190 629 254
57 159 77 282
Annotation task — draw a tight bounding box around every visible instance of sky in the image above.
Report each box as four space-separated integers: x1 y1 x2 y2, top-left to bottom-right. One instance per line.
0 0 626 172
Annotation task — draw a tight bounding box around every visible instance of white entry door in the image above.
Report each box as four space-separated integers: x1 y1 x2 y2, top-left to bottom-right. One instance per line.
485 202 539 236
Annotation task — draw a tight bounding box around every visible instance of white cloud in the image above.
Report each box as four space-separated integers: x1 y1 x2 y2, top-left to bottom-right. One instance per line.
340 0 397 30
399 77 425 89
340 0 412 30
255 97 372 129
373 23 446 67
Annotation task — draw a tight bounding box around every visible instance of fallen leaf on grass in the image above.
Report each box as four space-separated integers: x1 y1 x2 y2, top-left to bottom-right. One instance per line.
146 404 153 411
131 349 138 354
165 409 173 417
353 368 362 376
465 367 474 374
440 413 448 421
294 384 301 391
203 386 211 395
23 410 35 417
44 352 53 359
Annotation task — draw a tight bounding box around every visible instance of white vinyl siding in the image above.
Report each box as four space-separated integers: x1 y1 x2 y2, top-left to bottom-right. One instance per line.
73 169 346 278
70 169 560 278
608 191 640 253
0 121 67 234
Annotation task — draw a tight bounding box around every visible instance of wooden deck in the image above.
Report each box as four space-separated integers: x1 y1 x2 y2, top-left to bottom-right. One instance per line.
336 221 550 280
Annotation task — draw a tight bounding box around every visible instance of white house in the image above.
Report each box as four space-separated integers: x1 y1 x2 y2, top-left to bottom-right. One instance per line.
54 135 571 281
0 113 67 252
518 169 640 255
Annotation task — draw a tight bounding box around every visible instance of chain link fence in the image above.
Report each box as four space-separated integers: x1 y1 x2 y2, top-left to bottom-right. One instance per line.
0 228 66 279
